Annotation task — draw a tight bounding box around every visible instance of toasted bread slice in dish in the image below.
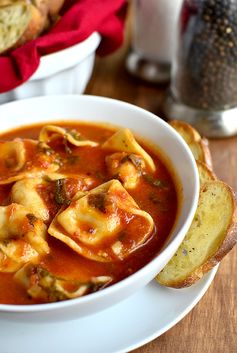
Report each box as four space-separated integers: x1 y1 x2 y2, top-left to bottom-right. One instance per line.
169 120 213 169
0 0 64 54
0 0 46 54
156 181 237 288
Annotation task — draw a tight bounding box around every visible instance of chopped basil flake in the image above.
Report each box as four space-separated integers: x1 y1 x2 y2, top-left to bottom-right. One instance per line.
26 213 38 226
37 142 54 156
143 174 169 189
54 179 71 206
63 136 72 154
67 129 84 141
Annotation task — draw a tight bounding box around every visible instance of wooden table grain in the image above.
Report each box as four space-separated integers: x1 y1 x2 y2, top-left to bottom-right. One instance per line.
85 31 237 353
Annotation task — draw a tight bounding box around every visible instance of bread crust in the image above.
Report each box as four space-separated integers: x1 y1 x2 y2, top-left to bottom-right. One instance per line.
15 3 46 48
169 120 201 142
199 137 213 170
169 120 213 170
47 0 64 17
31 0 64 19
196 160 216 186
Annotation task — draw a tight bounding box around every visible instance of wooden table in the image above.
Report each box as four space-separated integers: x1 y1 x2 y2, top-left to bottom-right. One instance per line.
85 31 237 353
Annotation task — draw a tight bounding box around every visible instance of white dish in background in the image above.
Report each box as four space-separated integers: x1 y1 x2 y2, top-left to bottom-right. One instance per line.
0 267 218 353
0 32 101 104
0 95 199 322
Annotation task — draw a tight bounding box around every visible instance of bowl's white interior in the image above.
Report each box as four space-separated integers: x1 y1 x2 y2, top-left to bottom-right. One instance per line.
0 95 199 315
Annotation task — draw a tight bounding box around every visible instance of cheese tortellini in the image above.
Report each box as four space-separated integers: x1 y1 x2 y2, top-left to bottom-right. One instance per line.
102 128 156 172
0 140 25 172
0 139 60 185
105 152 145 189
14 263 112 302
39 125 98 147
11 178 51 222
0 204 49 272
48 180 154 262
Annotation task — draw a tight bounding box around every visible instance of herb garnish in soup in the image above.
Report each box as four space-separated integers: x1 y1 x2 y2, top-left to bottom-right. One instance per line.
0 122 178 304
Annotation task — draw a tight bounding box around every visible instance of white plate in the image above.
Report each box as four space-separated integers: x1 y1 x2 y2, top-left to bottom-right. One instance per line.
0 267 218 353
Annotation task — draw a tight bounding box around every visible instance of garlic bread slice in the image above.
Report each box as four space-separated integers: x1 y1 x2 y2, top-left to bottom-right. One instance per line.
156 181 237 288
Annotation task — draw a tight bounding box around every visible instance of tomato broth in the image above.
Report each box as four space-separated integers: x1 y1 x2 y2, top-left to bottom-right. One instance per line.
0 122 178 304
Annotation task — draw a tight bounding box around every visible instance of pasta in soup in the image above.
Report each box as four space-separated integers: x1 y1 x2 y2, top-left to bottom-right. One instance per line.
0 122 178 304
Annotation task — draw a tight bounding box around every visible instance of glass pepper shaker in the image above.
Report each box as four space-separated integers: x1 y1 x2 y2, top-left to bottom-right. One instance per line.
164 0 237 137
126 0 183 83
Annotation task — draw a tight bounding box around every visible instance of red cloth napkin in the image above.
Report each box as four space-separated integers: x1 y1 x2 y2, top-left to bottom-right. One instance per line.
0 0 126 93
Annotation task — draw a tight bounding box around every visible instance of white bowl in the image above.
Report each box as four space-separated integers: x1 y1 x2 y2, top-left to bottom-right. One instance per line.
0 33 101 104
0 95 199 322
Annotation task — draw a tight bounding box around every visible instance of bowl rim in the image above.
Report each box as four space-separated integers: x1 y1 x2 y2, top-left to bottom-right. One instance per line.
31 32 101 80
0 94 199 313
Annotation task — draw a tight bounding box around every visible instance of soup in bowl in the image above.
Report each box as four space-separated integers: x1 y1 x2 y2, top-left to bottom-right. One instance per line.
0 95 199 321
